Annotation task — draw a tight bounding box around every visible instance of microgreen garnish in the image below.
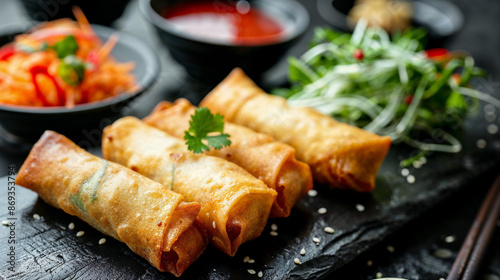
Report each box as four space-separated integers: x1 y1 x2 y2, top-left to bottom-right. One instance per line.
184 107 231 154
274 21 500 163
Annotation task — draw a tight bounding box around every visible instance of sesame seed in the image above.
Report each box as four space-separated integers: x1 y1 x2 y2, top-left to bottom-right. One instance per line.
247 269 256 275
376 272 383 278
420 157 427 164
407 175 416 184
213 221 216 229
434 248 453 259
367 260 373 266
258 271 263 278
477 139 487 149
33 214 40 220
206 212 209 216
324 227 335 234
2 220 9 226
318 208 327 215
294 258 301 265
308 189 318 197
270 231 278 236
271 223 278 231
401 168 410 176
76 231 85 237
59 226 66 230
484 104 495 114
412 161 422 169
355 204 365 212
387 245 395 253
300 248 306 255
444 235 455 243
99 238 106 245
243 256 250 263
312 237 320 243
487 124 498 134
68 223 75 230
485 113 496 122
439 278 445 280
248 259 255 264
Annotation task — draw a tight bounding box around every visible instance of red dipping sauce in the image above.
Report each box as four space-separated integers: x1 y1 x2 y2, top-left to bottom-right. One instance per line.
162 1 285 45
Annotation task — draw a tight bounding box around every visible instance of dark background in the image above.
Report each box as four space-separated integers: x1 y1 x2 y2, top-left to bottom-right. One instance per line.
0 0 499 279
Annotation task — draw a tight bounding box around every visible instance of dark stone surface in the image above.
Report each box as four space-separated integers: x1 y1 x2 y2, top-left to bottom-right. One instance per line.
0 0 500 279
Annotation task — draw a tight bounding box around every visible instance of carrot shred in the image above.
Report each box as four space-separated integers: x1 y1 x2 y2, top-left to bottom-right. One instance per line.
72 6 91 33
98 33 119 62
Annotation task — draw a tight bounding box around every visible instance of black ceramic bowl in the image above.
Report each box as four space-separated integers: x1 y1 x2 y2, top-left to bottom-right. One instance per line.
20 0 131 26
0 25 160 141
140 0 309 84
317 0 464 40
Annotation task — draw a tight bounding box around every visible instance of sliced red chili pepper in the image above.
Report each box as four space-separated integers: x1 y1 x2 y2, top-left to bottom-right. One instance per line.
424 48 449 60
87 50 99 68
404 95 413 105
0 45 15 61
30 65 66 106
353 49 364 60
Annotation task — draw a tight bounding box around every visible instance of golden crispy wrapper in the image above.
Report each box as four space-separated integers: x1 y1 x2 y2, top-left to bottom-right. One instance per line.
144 98 313 217
200 68 392 192
102 117 277 256
15 131 207 277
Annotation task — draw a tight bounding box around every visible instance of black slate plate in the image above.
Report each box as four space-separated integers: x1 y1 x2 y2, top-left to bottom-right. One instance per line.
0 101 499 279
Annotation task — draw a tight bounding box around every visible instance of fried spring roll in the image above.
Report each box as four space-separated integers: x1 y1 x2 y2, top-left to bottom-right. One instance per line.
200 68 392 192
102 117 277 256
143 98 313 218
15 131 207 277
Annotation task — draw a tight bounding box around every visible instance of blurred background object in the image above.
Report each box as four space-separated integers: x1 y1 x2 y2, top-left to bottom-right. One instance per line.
20 0 131 26
348 0 413 32
140 0 309 84
318 0 463 42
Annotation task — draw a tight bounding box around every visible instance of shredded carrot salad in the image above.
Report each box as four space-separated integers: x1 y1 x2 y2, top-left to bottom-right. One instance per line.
0 9 138 108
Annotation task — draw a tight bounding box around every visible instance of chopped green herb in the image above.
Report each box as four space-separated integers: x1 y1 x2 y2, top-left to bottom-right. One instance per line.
184 107 231 154
58 55 86 85
51 35 79 58
69 160 108 212
399 150 428 168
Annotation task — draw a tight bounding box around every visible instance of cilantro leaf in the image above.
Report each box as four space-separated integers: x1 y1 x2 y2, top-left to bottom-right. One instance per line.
206 134 231 150
51 35 79 59
184 107 231 154
184 131 210 154
58 55 85 85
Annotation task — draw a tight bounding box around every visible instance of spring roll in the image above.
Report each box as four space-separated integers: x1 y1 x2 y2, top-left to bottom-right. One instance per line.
102 117 277 256
143 98 313 218
200 68 392 192
15 131 207 277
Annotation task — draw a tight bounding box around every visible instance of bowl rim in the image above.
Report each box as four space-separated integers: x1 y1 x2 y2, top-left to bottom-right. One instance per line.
139 0 310 47
317 0 464 37
0 24 160 115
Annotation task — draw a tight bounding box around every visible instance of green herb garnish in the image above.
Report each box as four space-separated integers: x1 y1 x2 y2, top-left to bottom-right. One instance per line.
58 55 85 85
51 35 79 58
184 107 231 154
274 20 500 160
